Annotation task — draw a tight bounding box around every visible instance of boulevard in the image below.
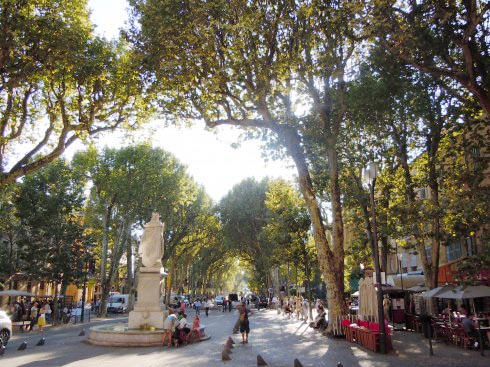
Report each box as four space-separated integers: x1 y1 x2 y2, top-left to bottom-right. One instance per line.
2 308 490 367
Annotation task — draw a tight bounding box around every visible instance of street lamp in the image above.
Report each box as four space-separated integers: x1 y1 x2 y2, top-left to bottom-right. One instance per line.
363 162 387 354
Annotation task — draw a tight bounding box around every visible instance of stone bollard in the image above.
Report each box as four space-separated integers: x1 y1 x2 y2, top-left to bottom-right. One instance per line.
222 350 231 361
257 354 268 366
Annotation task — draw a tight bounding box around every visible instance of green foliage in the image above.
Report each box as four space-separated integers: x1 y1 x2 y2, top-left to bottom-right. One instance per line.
369 0 490 116
14 159 90 284
219 177 273 291
0 0 150 187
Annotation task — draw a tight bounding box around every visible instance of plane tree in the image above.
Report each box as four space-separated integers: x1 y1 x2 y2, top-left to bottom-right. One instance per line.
130 0 366 333
0 0 148 187
369 0 490 118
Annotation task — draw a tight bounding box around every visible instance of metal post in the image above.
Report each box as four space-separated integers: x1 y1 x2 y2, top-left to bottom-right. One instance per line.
370 179 387 354
478 319 484 356
81 272 87 323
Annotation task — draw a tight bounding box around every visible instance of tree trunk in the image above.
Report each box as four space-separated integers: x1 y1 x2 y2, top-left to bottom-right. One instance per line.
99 217 128 317
165 258 175 306
52 280 60 326
380 236 389 274
126 236 135 312
275 125 347 334
98 202 111 317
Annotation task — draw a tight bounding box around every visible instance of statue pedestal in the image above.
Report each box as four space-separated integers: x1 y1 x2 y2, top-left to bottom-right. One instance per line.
128 266 167 329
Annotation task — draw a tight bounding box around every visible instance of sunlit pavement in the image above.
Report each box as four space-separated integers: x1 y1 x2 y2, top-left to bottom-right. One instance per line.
2 309 490 367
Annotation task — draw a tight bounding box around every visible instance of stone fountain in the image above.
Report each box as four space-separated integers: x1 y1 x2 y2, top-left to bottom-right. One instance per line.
87 213 169 346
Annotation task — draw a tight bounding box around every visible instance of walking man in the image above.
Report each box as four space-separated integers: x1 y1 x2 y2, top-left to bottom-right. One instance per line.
239 302 253 344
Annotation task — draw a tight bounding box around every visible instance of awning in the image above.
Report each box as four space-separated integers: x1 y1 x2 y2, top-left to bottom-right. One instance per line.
423 285 456 298
436 285 490 299
0 290 36 297
387 274 425 289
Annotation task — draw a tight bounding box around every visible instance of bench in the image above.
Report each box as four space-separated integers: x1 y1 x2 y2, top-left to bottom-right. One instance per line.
12 321 31 332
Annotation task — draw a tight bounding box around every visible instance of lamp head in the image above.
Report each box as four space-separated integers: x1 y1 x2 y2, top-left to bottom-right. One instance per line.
362 162 379 184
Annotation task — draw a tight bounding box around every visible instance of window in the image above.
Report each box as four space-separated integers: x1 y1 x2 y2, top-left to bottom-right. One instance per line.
446 238 463 262
411 254 418 269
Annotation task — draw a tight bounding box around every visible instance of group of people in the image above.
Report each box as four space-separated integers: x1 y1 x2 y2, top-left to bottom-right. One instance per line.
277 296 328 331
222 298 233 312
10 298 55 331
162 309 201 347
279 296 312 322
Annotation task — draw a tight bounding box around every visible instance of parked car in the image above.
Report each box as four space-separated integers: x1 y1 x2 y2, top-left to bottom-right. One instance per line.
107 294 129 313
215 295 224 306
0 310 12 347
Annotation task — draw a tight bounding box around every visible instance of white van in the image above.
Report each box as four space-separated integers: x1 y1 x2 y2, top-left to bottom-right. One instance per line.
107 294 129 313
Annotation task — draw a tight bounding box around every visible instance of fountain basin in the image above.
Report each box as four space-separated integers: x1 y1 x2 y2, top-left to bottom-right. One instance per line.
87 323 209 347
87 324 164 347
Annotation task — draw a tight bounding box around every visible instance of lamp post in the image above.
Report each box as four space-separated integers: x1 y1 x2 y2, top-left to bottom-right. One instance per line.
363 162 387 354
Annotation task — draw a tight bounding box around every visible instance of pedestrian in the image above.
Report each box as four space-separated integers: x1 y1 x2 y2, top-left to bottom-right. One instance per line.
222 298 227 312
162 309 178 347
29 302 38 331
192 313 201 337
205 299 210 317
44 301 52 324
302 298 309 321
228 298 232 312
37 303 47 331
239 302 253 344
194 299 202 315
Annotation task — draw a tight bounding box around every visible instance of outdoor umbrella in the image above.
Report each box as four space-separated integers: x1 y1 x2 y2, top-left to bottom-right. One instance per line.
0 290 36 297
436 285 490 300
406 284 427 293
422 285 455 298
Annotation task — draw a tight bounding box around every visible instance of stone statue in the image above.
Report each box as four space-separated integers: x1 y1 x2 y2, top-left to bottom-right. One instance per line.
139 212 164 268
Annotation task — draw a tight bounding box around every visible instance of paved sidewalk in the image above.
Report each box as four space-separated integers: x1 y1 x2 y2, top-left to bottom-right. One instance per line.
2 309 489 366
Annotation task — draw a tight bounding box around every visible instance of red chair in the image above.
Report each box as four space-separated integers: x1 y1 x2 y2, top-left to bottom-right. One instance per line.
359 320 369 328
369 322 379 331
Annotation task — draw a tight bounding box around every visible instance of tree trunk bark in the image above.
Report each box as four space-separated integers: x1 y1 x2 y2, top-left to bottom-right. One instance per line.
52 281 60 326
98 202 111 317
99 217 128 317
274 125 347 334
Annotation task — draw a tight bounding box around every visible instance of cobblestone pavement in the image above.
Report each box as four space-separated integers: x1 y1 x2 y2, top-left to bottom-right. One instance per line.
2 309 489 366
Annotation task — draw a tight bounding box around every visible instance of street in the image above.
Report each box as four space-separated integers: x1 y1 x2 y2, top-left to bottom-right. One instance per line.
2 308 490 367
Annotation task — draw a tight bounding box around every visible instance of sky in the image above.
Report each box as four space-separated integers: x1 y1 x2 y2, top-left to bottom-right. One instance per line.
83 0 296 202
